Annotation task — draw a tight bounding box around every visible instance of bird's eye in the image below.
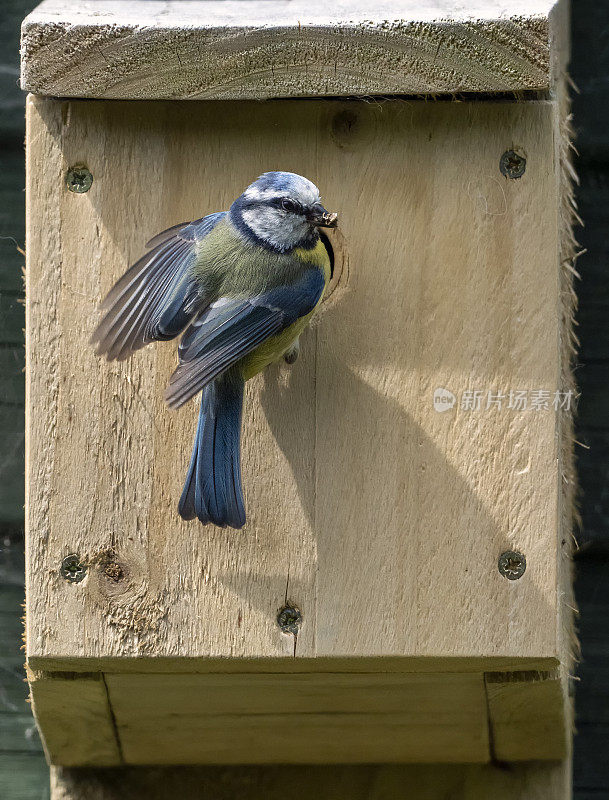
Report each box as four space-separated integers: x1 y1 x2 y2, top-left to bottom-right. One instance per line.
281 198 298 213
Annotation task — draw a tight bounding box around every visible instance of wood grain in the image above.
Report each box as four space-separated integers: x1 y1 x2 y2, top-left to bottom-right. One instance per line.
31 667 568 764
28 671 120 766
26 96 565 667
20 0 568 100
25 94 573 767
104 671 488 764
485 671 569 760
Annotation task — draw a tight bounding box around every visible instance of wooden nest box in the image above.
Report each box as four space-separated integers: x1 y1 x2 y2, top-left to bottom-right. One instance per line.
22 0 577 772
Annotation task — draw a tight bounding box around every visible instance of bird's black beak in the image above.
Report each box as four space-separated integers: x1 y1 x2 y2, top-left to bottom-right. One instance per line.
307 203 338 228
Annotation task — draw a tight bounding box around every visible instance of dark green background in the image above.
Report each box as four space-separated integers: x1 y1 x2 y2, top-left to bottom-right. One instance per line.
1 1 607 796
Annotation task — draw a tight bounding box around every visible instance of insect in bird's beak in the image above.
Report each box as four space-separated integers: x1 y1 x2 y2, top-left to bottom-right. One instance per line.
307 203 338 228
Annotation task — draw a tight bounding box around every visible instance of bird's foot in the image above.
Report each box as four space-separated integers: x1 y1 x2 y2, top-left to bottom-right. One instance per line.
284 340 300 365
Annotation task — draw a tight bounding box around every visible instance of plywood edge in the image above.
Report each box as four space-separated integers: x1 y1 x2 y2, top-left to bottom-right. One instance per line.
28 668 122 766
26 654 561 674
20 0 568 99
484 670 568 760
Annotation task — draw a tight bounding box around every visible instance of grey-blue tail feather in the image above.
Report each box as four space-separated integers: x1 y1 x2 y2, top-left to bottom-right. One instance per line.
178 372 246 529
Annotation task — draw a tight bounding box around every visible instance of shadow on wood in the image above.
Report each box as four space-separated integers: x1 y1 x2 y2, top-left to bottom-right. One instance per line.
51 762 571 800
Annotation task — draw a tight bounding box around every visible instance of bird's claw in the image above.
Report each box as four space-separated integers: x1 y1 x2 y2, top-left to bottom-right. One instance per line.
284 341 300 365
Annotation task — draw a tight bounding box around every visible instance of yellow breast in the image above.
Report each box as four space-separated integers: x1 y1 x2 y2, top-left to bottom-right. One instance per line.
294 238 332 283
240 239 330 380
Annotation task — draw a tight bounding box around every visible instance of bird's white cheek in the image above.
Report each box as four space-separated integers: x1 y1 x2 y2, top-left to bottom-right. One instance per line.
242 208 309 250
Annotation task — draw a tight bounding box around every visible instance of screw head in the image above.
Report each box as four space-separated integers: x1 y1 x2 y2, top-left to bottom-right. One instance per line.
498 550 526 580
60 554 87 583
277 605 302 635
66 166 93 193
500 150 526 179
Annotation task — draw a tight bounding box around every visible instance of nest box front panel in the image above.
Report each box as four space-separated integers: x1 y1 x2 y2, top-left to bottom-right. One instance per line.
26 96 562 667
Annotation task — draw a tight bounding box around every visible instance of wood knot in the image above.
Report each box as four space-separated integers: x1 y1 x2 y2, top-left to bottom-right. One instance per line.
331 110 359 144
103 560 125 583
87 548 134 599
329 107 373 150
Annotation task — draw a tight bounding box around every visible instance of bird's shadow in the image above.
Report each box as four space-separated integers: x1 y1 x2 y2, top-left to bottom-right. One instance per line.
248 299 553 654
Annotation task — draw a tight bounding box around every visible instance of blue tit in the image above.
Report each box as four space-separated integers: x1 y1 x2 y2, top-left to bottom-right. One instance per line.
91 171 338 529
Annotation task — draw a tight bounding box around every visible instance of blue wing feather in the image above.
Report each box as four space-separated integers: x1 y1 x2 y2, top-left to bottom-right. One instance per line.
165 269 325 408
91 212 225 361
